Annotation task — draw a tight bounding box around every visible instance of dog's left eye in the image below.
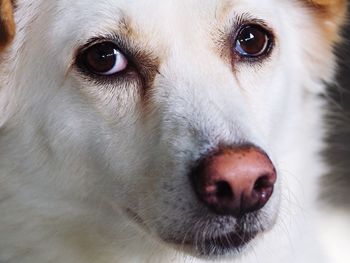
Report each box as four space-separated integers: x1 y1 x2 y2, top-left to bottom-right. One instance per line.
234 25 272 58
78 42 128 76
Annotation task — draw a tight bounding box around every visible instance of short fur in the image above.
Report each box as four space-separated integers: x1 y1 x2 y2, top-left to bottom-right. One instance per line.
0 0 348 262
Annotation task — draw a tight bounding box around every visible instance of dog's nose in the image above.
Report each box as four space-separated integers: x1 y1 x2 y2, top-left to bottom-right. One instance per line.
191 145 276 217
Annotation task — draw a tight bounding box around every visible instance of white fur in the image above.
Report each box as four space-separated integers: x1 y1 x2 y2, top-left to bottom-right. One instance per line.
0 0 347 262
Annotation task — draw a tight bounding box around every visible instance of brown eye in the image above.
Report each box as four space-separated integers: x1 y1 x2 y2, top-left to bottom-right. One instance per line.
235 25 271 58
79 42 128 75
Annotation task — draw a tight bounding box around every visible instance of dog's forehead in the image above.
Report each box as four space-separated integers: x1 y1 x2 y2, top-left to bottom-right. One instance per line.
48 0 289 65
56 0 283 42
64 0 282 24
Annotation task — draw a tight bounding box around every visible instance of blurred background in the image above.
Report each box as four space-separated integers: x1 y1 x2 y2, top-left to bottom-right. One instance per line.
323 21 350 208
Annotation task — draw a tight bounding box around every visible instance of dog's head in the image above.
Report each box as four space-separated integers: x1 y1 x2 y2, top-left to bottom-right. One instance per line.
0 0 346 259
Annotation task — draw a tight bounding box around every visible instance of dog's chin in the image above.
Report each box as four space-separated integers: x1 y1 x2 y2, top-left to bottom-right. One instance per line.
167 230 258 259
160 213 275 259
124 208 275 259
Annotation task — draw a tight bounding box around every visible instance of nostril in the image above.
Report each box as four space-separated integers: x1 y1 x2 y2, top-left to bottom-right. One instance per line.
251 174 275 211
253 175 273 192
215 181 233 199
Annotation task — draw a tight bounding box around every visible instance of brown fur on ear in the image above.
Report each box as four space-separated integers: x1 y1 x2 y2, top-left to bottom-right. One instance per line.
0 0 15 52
306 0 347 42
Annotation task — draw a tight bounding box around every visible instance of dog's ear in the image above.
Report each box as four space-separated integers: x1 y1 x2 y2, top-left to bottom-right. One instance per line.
307 0 347 42
0 0 15 52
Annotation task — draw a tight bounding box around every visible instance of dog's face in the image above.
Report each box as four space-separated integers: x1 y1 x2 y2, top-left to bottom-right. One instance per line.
0 0 346 260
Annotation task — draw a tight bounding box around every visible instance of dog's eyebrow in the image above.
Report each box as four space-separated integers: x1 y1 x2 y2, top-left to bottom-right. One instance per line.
215 0 234 21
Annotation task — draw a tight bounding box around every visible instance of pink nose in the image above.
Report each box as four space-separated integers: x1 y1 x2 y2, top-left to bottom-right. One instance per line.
191 145 277 217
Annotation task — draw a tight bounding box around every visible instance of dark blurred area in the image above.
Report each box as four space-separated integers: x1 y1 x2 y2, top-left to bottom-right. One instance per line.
323 20 350 207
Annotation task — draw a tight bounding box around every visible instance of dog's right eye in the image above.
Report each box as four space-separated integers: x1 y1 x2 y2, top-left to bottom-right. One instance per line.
78 42 128 76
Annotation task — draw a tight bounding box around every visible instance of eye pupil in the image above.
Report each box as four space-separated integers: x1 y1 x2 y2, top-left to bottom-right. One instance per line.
235 25 270 57
86 43 118 73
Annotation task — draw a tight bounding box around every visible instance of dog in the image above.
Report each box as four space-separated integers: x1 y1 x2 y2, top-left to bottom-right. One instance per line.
0 0 348 262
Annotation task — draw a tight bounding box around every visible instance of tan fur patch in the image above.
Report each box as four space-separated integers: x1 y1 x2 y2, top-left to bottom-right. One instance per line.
0 0 15 52
306 0 347 42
